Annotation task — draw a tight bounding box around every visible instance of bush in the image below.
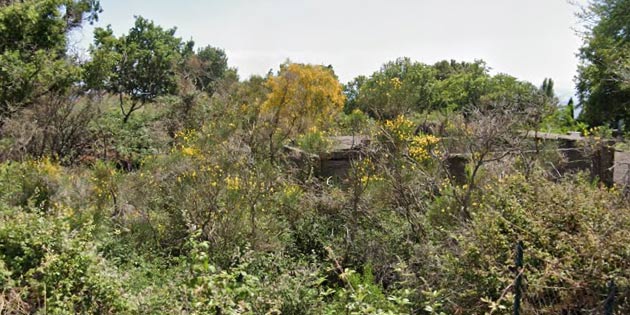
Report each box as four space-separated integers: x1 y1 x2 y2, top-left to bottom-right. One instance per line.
0 92 97 164
88 106 165 170
437 172 630 313
0 204 131 314
0 159 61 211
296 129 332 154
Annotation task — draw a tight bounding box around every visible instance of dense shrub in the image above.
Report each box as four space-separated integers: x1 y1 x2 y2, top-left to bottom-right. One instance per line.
0 159 61 211
435 172 630 313
0 204 130 314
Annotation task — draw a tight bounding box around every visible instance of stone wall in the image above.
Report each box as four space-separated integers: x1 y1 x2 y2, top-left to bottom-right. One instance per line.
614 150 630 186
285 133 627 187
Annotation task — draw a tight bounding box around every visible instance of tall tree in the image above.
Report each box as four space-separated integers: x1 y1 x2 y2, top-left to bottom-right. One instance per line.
347 58 550 120
353 57 437 119
342 75 366 114
0 0 101 121
85 16 187 123
541 78 555 98
576 0 630 129
182 45 228 96
567 97 576 122
260 62 345 161
434 59 490 110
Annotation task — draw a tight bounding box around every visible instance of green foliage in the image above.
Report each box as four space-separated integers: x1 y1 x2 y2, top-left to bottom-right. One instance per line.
184 45 229 95
2 4 630 313
0 50 81 119
0 204 130 314
576 0 630 129
89 106 163 167
0 0 100 53
353 57 437 119
0 159 61 211
349 58 552 122
344 75 368 113
338 109 373 136
296 129 332 154
86 16 188 122
440 172 630 313
433 59 490 110
541 78 555 98
325 267 412 315
0 0 100 120
543 98 589 133
2 107 629 314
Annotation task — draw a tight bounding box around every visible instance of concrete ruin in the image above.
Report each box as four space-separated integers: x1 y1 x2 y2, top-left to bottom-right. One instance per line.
526 132 617 186
283 135 370 179
284 132 630 187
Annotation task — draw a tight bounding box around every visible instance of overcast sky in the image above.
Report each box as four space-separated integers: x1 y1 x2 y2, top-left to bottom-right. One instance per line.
73 0 588 102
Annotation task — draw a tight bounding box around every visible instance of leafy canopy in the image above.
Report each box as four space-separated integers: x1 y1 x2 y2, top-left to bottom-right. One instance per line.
261 62 346 136
576 0 630 129
182 45 229 96
347 58 552 121
349 57 437 119
0 0 101 120
85 16 189 122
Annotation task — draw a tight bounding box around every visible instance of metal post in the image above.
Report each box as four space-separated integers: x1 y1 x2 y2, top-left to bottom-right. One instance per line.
604 279 616 315
514 240 524 315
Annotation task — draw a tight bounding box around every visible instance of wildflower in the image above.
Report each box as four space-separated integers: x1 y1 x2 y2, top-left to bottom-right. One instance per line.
226 176 241 191
181 146 198 157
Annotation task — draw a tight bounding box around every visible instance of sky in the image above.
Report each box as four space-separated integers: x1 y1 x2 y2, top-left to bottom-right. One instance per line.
73 0 589 102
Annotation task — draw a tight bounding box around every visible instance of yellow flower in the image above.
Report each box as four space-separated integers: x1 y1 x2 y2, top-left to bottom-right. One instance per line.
226 176 241 191
37 157 61 177
284 184 302 197
181 146 198 157
409 134 440 162
383 115 417 143
390 77 402 89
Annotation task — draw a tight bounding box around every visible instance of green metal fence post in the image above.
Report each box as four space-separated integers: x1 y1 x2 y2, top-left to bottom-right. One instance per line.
514 240 524 315
604 279 616 315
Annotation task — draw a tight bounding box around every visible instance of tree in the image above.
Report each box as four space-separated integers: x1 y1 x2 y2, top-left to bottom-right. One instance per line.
353 58 437 119
434 59 491 110
576 0 630 129
479 74 544 111
566 97 576 124
541 78 555 98
342 75 366 114
85 16 187 123
260 62 345 161
0 0 101 122
547 97 582 132
182 45 228 96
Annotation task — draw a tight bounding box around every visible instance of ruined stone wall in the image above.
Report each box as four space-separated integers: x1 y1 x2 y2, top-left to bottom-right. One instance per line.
614 151 630 186
286 134 627 187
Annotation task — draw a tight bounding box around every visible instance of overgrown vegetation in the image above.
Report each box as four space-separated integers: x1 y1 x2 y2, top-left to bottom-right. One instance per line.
1 1 630 314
